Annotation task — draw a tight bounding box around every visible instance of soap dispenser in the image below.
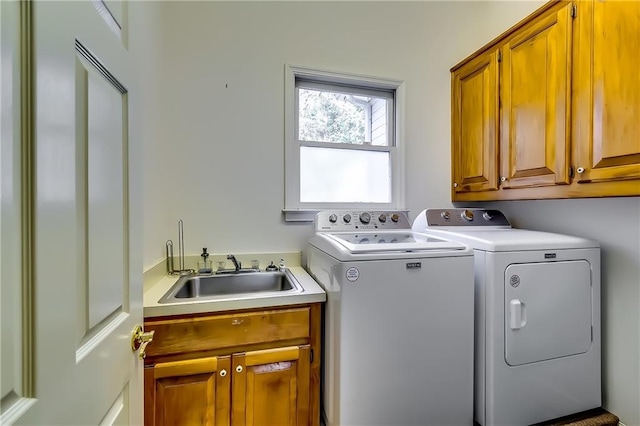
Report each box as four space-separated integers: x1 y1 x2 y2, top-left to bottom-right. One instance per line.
198 248 212 274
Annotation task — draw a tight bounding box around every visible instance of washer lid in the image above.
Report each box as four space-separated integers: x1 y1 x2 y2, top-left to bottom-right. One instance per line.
418 228 599 251
323 231 467 253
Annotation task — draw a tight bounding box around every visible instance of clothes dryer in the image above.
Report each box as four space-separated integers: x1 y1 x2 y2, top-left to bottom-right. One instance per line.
306 210 475 426
412 208 601 426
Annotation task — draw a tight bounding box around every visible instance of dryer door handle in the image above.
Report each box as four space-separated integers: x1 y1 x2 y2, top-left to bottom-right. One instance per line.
510 299 527 330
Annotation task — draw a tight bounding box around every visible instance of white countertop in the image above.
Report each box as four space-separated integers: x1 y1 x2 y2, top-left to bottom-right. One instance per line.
143 266 326 318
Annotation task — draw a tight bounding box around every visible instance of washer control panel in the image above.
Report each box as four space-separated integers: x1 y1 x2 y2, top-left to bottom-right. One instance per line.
315 211 410 231
425 209 510 227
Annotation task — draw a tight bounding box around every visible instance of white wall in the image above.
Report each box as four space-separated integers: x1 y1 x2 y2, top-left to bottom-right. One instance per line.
142 2 640 424
142 1 490 268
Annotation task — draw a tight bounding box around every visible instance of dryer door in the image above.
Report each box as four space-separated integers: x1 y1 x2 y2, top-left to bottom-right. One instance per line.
504 260 592 366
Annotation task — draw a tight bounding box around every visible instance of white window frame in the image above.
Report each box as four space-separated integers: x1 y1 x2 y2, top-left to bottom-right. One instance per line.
283 64 406 222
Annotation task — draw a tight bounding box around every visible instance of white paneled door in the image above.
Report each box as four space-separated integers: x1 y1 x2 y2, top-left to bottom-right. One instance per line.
1 1 143 424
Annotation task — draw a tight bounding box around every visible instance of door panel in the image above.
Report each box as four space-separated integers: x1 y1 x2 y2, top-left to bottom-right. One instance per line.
504 261 592 366
452 51 499 194
501 3 572 188
153 357 231 426
100 384 130 426
232 346 310 426
75 41 130 336
93 0 127 47
575 0 640 182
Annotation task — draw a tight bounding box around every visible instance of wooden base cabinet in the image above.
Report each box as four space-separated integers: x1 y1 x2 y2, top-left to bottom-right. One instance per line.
451 0 640 201
147 357 231 426
232 346 310 426
143 304 321 426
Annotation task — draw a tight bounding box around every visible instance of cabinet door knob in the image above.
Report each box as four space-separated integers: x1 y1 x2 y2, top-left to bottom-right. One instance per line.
577 167 585 174
236 365 243 373
453 182 458 188
500 176 507 182
219 369 227 377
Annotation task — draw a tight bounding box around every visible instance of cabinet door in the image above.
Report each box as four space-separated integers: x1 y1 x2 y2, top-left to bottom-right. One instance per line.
574 0 640 184
501 2 573 189
451 50 500 195
146 356 231 426
232 345 310 426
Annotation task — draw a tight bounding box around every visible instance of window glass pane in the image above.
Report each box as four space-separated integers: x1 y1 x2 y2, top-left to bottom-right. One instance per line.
298 88 389 146
300 146 391 203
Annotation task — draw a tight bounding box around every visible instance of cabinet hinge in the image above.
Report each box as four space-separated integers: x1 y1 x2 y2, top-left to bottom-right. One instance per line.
571 4 577 18
569 166 575 179
497 51 502 63
310 349 314 363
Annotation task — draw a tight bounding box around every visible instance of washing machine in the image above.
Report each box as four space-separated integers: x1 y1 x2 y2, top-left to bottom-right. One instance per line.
306 210 475 426
412 208 601 426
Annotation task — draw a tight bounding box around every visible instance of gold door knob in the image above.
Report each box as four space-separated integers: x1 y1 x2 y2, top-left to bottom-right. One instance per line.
131 325 155 360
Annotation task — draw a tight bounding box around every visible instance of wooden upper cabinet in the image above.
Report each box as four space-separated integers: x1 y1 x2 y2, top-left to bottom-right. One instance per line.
451 0 640 200
451 50 500 194
574 0 640 183
149 356 231 426
232 345 310 426
500 2 574 189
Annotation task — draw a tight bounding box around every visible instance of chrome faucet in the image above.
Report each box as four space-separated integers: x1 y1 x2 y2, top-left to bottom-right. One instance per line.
227 254 241 272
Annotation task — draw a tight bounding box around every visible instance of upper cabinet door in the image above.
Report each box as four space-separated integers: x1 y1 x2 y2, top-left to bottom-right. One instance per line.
451 51 500 195
501 2 574 189
574 0 640 183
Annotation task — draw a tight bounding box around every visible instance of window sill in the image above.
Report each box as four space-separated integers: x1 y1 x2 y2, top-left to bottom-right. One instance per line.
282 209 321 222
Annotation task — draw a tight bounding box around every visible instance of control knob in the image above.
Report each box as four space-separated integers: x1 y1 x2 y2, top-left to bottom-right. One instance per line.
329 214 338 223
390 213 400 223
461 210 474 221
359 212 371 224
482 211 494 221
440 211 451 220
343 214 351 224
378 214 387 223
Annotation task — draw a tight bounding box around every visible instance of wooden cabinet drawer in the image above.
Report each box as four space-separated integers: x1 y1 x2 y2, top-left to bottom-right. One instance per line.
144 307 310 357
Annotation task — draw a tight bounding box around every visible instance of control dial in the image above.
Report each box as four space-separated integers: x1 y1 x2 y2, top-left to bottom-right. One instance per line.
440 211 451 220
329 214 338 223
461 210 474 221
343 214 351 224
378 214 387 223
390 213 400 223
359 212 371 224
482 211 494 221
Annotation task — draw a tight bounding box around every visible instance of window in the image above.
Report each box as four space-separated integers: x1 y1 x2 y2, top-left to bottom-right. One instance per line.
284 65 406 221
